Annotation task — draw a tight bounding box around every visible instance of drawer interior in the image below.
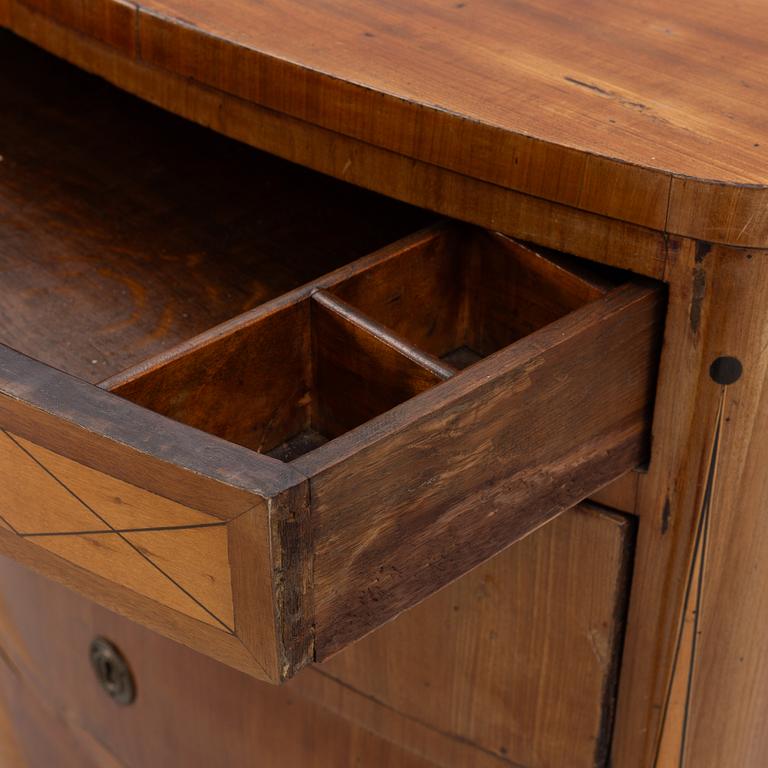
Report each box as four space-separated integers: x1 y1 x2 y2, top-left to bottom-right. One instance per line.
331 230 614 367
103 293 447 460
0 32 635 468
0 32 430 385
102 227 620 462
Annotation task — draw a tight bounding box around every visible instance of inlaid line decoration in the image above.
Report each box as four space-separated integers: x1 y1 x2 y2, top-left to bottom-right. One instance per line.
653 392 724 767
0 510 18 534
676 394 720 768
0 429 235 633
21 521 226 538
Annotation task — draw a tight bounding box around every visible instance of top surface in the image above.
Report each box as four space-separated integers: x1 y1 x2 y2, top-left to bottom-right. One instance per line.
5 0 768 245
145 0 768 182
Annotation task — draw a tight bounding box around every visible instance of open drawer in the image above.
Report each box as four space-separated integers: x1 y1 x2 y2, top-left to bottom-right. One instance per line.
0 33 664 683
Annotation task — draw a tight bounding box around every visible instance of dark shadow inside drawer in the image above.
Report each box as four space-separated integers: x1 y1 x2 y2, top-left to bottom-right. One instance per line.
0 31 431 385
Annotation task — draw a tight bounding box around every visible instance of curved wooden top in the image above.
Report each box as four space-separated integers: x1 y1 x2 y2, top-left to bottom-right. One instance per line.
3 0 768 246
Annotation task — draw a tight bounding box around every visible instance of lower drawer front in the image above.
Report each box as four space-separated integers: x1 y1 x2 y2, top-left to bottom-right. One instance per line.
0 555 435 768
321 502 633 768
0 502 630 768
0 34 663 682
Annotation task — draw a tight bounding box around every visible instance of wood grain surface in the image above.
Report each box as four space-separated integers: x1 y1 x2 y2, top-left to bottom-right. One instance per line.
0 502 631 768
3 0 768 245
0 346 309 682
321 503 633 768
10 13 764 766
97 219 661 666
311 293 448 439
331 228 611 360
0 209 662 690
609 242 768 768
106 300 316 455
299 280 663 658
0 29 429 383
590 470 640 516
0 556 438 768
0 426 236 633
106 292 448 457
0 16 670 277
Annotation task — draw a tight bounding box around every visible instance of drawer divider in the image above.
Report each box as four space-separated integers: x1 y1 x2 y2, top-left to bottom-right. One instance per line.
310 289 456 381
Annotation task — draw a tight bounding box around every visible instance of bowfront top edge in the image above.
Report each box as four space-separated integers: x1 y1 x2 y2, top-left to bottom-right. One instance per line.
3 0 768 247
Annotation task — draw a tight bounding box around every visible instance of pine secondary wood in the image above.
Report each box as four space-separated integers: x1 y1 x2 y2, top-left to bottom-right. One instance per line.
300 279 662 657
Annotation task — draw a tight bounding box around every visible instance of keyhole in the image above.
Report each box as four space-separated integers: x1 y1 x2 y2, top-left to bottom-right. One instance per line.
89 637 136 706
100 658 116 690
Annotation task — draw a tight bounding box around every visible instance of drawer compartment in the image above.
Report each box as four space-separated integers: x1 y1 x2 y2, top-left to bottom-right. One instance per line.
331 228 611 367
0 35 664 682
102 294 448 461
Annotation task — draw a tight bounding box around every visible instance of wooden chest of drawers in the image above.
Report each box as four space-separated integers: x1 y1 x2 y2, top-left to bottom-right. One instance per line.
2 2 767 766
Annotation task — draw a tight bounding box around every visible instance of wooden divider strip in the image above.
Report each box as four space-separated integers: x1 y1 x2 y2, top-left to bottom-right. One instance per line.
311 290 456 380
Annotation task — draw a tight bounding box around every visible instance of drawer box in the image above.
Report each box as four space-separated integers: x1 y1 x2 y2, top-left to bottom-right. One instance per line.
0 37 664 682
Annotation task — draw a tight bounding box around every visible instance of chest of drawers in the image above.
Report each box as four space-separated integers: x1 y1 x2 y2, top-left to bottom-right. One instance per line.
1 3 766 766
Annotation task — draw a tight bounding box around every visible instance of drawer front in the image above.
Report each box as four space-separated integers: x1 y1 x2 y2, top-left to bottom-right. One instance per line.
0 35 664 682
0 352 293 682
0 227 662 679
0 502 632 768
319 502 634 768
0 556 435 768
